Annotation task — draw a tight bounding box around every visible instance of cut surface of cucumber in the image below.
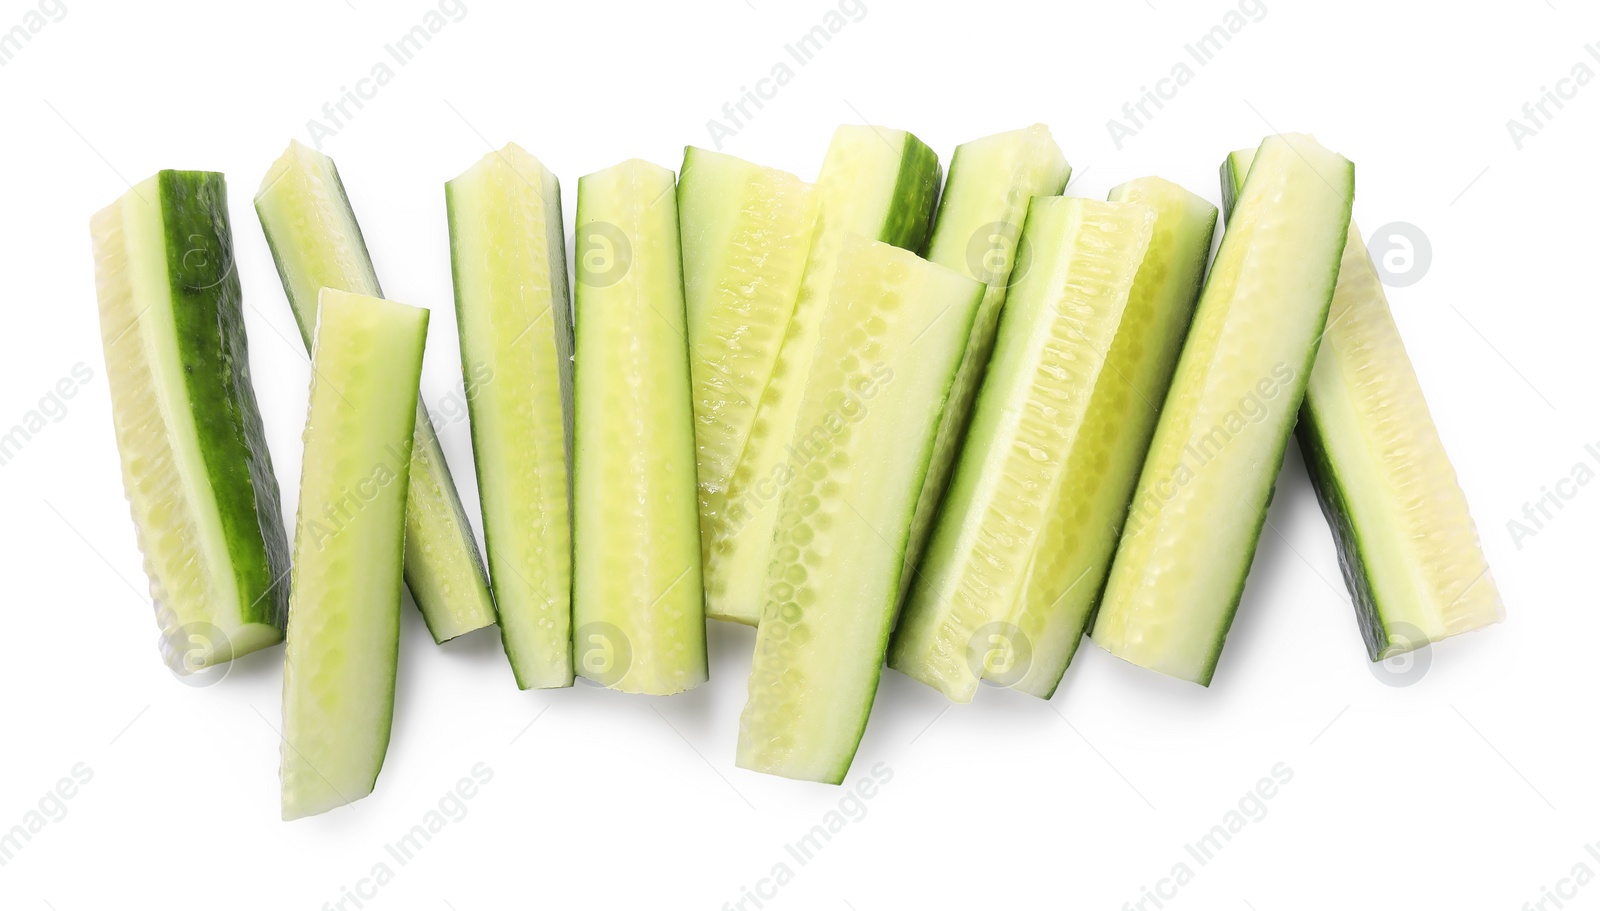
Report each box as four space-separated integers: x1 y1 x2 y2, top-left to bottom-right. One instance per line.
737 234 983 784
255 140 495 643
446 144 575 689
92 171 290 672
571 158 706 695
1006 178 1216 697
677 147 819 576
280 289 426 820
1222 150 1503 660
889 197 1159 703
703 125 941 625
1092 134 1354 686
899 124 1071 608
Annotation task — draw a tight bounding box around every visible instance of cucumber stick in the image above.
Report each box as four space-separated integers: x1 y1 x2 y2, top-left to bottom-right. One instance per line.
677 147 818 569
738 235 983 784
892 184 1217 701
255 141 495 643
572 159 706 695
1092 134 1354 685
280 289 426 820
900 124 1071 606
446 145 575 689
1221 150 1503 659
703 125 941 625
92 172 291 671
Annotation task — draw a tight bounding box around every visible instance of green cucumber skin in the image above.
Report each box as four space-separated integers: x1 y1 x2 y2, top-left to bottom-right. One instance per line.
1296 405 1388 658
255 153 495 643
1220 156 1386 660
882 135 942 253
161 171 290 630
1190 153 1352 685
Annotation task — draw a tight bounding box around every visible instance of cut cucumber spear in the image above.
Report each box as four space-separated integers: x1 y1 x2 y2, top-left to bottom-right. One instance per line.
255 141 496 643
280 289 426 820
446 145 575 690
899 124 1071 607
571 159 706 695
1222 149 1503 660
703 125 941 625
1007 179 1216 697
677 147 818 574
890 196 1162 702
738 235 983 784
91 171 290 672
1092 134 1354 686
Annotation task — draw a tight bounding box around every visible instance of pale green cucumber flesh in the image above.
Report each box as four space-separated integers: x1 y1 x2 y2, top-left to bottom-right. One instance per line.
677 147 818 582
280 289 426 820
737 234 983 783
888 197 1156 703
1007 178 1217 698
92 171 290 671
255 141 495 643
446 144 575 689
704 125 941 625
571 159 706 695
1223 152 1503 660
1091 134 1353 686
899 124 1071 610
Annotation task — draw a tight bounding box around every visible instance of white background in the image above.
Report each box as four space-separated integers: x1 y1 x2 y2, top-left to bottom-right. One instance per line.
0 0 1589 908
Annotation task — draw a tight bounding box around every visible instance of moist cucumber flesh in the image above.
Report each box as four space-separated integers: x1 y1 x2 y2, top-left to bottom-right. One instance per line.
1222 150 1503 660
255 140 495 643
91 171 290 671
571 158 706 695
888 197 1157 703
703 125 941 625
677 147 819 577
446 144 574 689
1006 178 1217 698
737 234 983 784
1091 133 1354 686
279 289 426 820
899 124 1071 609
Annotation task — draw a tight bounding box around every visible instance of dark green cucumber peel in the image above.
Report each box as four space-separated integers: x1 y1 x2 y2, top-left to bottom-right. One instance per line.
881 136 942 252
162 171 290 629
